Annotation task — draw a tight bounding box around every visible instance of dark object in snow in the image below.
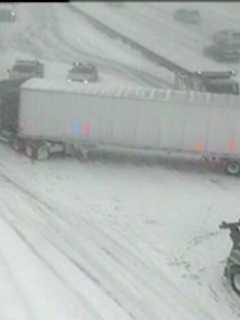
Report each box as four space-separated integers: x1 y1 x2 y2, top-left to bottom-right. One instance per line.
204 44 240 63
8 60 44 81
0 8 16 22
173 8 201 24
67 62 98 83
212 30 240 49
205 30 240 63
220 221 240 247
174 70 239 95
220 220 240 296
0 78 26 133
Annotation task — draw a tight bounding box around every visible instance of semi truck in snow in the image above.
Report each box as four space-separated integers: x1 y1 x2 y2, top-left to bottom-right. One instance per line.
174 70 240 95
1 78 240 175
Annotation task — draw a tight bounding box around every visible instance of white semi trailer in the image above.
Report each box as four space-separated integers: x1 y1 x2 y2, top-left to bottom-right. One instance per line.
10 78 240 175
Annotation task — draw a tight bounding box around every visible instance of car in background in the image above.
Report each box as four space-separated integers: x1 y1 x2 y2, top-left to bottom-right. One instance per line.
174 8 201 24
67 62 99 83
8 60 44 80
213 29 240 48
216 46 240 62
204 29 240 63
0 6 16 22
204 44 240 63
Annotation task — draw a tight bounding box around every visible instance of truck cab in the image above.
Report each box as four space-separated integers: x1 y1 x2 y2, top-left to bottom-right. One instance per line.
196 70 239 95
174 70 239 95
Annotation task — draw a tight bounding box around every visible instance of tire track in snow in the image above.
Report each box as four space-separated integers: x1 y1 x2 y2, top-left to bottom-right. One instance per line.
48 5 171 88
2 200 169 320
0 234 35 320
67 3 191 76
0 172 136 320
0 170 107 320
1 170 190 319
13 4 170 88
0 210 105 320
0 168 216 320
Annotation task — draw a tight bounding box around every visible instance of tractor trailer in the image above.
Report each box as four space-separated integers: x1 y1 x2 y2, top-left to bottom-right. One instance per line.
4 78 240 175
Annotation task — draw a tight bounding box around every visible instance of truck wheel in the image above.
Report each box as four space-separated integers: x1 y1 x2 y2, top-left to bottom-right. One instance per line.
25 144 35 159
225 161 240 176
230 267 240 296
36 144 50 161
11 138 24 153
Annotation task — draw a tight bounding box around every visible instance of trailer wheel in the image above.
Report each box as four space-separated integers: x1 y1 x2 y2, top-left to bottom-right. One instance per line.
25 144 35 159
225 161 240 176
11 138 24 153
230 267 240 296
36 144 50 161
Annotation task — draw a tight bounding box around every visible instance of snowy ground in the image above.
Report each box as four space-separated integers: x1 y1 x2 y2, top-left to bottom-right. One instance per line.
0 3 171 87
73 2 240 78
0 2 239 319
0 144 240 320
73 2 239 65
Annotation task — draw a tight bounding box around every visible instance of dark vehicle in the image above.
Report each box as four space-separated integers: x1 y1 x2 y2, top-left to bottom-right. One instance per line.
217 46 240 62
0 8 16 22
204 78 239 95
213 30 240 48
203 44 240 63
194 70 239 95
67 62 98 83
174 9 201 24
205 30 240 63
8 60 44 81
174 70 239 95
195 70 237 79
220 220 240 296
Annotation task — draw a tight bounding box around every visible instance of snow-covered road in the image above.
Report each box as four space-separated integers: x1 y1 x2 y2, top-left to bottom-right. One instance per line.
73 2 240 74
0 2 240 319
0 3 170 87
0 144 239 319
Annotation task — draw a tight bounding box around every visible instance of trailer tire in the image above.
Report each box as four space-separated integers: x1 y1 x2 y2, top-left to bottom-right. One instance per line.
36 144 50 161
25 143 49 161
11 138 24 153
225 161 240 176
25 144 35 159
230 267 240 296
